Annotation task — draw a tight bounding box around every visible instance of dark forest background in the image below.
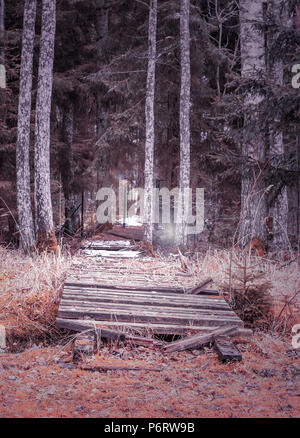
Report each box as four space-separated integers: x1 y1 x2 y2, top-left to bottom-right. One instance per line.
0 0 300 251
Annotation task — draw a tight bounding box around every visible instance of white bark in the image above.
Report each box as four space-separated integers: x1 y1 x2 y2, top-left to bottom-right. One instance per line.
34 0 56 235
268 0 291 248
143 0 157 243
239 0 267 245
176 0 191 246
16 0 36 252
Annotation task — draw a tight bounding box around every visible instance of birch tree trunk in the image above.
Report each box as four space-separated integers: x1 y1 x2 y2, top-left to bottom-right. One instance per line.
267 0 290 249
16 0 36 252
34 0 56 243
238 0 267 246
176 0 191 246
143 0 157 243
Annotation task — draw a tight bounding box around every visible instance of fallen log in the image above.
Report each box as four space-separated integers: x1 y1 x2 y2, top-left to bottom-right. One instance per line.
186 278 214 295
164 325 239 353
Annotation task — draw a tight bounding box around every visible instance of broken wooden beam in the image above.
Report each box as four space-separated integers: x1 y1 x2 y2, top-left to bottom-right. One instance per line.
214 336 242 362
186 278 214 295
56 318 126 341
57 317 161 348
164 325 239 353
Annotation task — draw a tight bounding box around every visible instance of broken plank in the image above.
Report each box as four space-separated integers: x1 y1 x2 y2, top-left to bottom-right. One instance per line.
56 318 161 347
164 326 239 353
214 337 242 362
186 278 214 295
56 318 126 341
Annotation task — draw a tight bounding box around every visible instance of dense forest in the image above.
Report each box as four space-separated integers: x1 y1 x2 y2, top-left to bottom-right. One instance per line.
0 0 300 253
1 0 300 421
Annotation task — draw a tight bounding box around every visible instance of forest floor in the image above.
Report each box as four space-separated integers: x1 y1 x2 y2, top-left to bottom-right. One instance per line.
0 245 299 418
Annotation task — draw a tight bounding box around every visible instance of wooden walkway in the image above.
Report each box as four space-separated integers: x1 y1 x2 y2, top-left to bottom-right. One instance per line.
56 239 244 336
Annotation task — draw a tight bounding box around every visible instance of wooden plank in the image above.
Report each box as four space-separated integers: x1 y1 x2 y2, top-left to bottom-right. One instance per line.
63 286 225 304
57 306 244 327
64 281 221 296
61 292 230 311
186 278 214 294
64 281 186 293
164 326 239 353
214 337 242 362
61 288 229 304
56 318 126 341
59 299 236 318
56 318 160 347
57 319 225 335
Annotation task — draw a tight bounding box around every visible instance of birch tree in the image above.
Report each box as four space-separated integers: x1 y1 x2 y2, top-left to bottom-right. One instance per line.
16 0 37 252
267 0 290 248
238 0 267 246
143 0 157 243
176 0 191 246
34 0 56 241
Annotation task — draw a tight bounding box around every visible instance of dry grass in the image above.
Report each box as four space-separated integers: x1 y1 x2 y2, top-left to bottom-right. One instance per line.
0 247 72 344
0 244 299 347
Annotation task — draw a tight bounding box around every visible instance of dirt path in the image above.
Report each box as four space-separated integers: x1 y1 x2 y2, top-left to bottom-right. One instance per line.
0 333 299 418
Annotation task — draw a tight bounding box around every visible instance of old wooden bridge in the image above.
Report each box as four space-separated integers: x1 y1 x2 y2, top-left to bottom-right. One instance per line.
56 234 244 339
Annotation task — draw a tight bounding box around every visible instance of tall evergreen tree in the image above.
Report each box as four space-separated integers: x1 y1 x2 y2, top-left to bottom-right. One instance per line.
144 0 157 243
176 0 191 245
238 0 267 246
16 0 36 252
34 0 56 242
267 0 291 249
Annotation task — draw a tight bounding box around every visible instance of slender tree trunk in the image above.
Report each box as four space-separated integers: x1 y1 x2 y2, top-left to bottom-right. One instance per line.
267 0 290 249
0 0 4 63
238 0 267 246
95 0 109 193
61 103 80 235
176 0 191 246
143 0 157 243
16 0 36 252
34 0 56 242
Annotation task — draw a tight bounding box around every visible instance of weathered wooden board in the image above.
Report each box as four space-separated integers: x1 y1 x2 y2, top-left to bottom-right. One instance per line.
214 337 242 362
56 237 244 336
